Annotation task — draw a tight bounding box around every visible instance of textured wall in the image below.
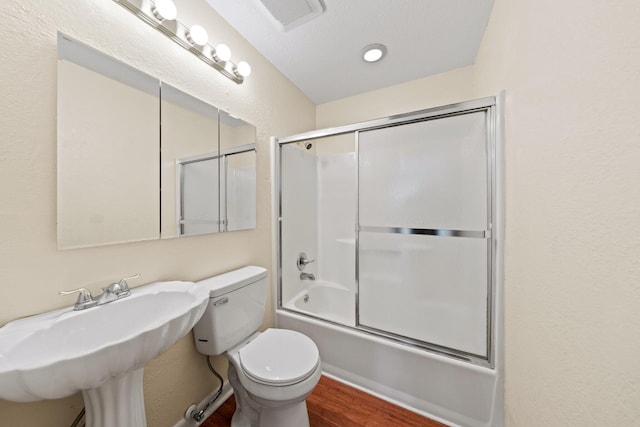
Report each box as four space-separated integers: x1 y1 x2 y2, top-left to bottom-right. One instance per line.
473 0 640 425
0 0 314 425
316 65 476 128
317 0 640 425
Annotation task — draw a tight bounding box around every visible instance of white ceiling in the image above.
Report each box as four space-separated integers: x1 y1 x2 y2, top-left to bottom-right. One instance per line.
205 0 494 104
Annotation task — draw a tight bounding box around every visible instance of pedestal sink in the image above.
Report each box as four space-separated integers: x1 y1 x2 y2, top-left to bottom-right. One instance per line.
0 280 210 427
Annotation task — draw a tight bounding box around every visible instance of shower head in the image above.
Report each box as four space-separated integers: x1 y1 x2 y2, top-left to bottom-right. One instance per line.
298 141 313 150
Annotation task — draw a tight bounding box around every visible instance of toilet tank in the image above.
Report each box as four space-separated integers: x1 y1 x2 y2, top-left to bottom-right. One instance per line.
193 266 268 356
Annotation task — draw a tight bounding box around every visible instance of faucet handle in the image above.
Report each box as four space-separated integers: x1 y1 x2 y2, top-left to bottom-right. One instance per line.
116 274 140 293
59 288 97 310
297 252 316 271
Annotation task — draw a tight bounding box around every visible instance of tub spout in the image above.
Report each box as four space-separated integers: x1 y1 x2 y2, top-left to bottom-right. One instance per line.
300 272 315 281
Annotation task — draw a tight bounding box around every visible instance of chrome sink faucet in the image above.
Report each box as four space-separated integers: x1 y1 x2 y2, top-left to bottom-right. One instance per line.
95 274 138 304
59 274 140 310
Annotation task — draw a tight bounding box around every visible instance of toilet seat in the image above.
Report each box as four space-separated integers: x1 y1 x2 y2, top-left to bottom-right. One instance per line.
239 329 319 386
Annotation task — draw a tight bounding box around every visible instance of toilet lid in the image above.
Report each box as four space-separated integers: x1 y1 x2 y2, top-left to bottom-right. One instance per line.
239 329 319 386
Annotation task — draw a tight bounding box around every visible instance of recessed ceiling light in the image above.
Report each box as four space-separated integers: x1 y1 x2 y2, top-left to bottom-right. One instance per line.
362 44 387 63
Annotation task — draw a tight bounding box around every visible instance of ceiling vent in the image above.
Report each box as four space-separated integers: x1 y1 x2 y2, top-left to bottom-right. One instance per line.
258 0 325 31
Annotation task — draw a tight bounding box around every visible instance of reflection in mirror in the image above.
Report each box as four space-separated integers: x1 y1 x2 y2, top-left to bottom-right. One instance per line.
177 144 256 236
223 148 256 231
219 111 257 232
177 153 220 236
160 84 219 238
57 33 160 249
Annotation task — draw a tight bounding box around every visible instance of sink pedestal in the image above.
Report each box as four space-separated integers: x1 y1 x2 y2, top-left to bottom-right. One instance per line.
82 368 147 427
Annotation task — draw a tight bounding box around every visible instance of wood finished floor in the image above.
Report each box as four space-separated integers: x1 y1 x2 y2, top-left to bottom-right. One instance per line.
201 375 445 427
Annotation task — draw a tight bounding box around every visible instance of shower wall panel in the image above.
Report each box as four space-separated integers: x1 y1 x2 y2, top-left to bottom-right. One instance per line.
280 145 318 304
317 153 356 290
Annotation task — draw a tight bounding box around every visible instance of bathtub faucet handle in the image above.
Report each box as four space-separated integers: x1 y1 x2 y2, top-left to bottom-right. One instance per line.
297 252 315 271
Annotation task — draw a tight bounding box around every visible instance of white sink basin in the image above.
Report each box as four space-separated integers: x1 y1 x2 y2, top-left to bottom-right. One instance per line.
0 280 209 426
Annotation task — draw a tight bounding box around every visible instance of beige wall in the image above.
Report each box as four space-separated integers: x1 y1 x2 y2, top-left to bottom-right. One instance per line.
317 0 640 425
0 0 314 426
475 0 640 425
316 65 476 128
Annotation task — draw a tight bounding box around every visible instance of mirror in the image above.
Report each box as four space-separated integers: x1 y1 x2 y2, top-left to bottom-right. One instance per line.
223 149 257 232
219 111 257 232
57 34 160 249
175 112 256 236
161 84 219 238
176 154 220 236
57 33 257 249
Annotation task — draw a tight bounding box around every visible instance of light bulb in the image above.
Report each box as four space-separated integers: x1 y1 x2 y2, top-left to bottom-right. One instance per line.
214 44 231 62
363 48 383 62
362 44 387 63
187 25 208 46
152 0 177 21
236 61 251 78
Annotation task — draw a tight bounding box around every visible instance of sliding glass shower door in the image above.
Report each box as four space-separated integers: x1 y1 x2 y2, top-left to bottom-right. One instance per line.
276 97 498 365
357 111 492 358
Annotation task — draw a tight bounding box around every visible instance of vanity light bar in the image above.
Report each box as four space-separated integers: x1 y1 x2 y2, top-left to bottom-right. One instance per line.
113 0 250 84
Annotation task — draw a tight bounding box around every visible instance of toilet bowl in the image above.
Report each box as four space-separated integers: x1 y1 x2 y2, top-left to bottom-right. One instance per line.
225 329 321 427
192 266 321 427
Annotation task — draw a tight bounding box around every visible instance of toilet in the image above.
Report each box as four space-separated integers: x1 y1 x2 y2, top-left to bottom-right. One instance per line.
193 266 321 427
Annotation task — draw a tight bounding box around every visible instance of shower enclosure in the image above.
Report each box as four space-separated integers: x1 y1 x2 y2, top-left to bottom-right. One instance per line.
272 96 504 427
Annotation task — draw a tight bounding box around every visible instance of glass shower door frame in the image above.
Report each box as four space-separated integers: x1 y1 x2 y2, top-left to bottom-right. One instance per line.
274 96 500 367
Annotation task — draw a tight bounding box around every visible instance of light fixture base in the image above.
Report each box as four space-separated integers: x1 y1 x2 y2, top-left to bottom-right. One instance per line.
113 0 248 84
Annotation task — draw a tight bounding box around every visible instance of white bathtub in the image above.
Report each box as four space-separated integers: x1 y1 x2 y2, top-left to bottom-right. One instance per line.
283 281 354 326
277 281 503 427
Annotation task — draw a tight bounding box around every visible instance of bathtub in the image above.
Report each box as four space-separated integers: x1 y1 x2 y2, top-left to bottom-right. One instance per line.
277 281 503 427
283 281 354 326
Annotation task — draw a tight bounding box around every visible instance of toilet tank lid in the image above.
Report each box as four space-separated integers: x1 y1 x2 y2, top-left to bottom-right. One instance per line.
197 266 267 298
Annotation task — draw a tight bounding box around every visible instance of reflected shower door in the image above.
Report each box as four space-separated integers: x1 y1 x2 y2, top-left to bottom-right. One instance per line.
224 150 257 232
357 111 490 358
180 158 220 235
